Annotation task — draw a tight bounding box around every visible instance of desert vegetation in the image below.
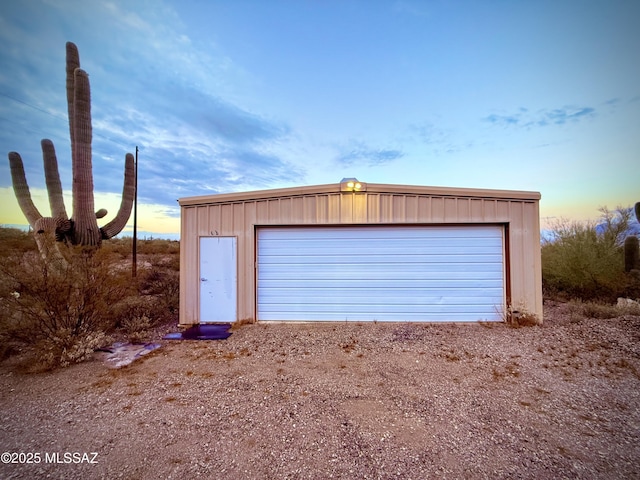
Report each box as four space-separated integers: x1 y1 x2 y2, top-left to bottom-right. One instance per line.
1 40 157 369
541 206 640 302
0 227 178 369
1 204 639 370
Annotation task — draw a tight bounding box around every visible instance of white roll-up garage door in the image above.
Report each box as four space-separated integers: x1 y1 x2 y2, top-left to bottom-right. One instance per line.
257 225 505 322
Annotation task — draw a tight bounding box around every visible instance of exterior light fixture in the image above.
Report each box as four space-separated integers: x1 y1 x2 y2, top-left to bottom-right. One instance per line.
340 177 367 192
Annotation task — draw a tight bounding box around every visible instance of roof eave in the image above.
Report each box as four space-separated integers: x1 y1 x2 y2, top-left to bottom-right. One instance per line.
178 182 541 207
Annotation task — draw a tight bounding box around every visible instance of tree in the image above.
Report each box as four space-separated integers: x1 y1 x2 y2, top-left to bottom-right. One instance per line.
542 206 636 300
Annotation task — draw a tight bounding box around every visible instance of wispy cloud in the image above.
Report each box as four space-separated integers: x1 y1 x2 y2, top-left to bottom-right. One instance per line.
392 0 431 18
402 121 474 155
134 147 304 205
484 105 596 128
0 0 303 209
89 77 301 204
335 141 405 167
405 122 457 149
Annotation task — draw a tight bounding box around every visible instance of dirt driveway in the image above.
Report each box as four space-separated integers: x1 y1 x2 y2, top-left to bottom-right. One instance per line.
1 302 639 479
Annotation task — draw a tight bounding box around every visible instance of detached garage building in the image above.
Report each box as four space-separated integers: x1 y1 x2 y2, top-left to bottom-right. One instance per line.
178 180 542 325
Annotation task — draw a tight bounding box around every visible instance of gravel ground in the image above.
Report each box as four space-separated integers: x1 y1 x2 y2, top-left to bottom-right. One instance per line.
1 301 639 479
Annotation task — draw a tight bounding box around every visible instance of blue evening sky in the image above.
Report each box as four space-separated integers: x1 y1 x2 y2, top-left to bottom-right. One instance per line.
1 0 638 237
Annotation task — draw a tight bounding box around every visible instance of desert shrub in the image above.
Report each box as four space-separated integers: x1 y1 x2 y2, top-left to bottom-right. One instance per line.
136 255 179 321
119 313 154 343
503 303 540 327
36 330 111 369
0 239 134 368
0 227 37 257
542 207 639 301
111 290 175 340
566 299 640 319
0 231 180 367
566 300 619 319
137 238 180 255
99 236 179 259
101 236 133 258
102 236 180 255
105 253 179 340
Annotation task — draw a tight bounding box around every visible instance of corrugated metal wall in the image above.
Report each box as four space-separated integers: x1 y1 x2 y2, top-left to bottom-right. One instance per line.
179 187 542 325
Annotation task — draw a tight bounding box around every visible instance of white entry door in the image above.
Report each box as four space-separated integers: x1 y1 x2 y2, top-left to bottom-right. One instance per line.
200 237 237 322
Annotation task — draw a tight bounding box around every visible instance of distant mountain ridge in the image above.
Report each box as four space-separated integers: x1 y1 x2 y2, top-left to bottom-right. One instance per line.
595 218 640 238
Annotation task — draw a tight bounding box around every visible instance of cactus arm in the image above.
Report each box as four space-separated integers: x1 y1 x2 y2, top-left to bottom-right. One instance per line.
100 153 135 239
41 139 68 221
70 67 100 246
8 151 43 226
66 42 80 158
635 202 640 224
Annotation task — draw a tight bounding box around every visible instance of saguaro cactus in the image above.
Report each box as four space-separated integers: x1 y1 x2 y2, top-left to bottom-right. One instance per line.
624 202 640 274
624 235 639 272
8 42 134 252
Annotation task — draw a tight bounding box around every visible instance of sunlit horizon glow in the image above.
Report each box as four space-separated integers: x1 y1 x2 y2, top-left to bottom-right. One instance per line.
0 187 180 237
1 1 638 238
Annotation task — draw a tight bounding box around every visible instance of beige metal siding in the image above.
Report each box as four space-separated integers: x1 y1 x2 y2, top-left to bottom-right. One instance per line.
179 183 542 325
179 207 199 324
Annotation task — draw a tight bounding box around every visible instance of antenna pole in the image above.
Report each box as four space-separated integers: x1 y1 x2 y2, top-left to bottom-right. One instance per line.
132 146 138 278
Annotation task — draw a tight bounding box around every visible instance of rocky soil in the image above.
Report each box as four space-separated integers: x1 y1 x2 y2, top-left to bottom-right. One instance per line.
1 301 639 479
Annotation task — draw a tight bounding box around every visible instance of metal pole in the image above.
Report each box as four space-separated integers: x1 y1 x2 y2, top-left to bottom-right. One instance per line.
132 146 138 278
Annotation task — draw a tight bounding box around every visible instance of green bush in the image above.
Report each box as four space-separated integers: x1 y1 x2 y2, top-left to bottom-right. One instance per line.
542 207 640 301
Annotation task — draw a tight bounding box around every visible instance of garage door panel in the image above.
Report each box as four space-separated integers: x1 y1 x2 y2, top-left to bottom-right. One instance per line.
259 302 501 313
260 288 504 300
259 227 499 240
257 226 505 322
259 263 504 277
258 306 501 322
259 254 503 265
260 300 503 311
261 241 502 255
260 279 504 289
261 239 502 254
